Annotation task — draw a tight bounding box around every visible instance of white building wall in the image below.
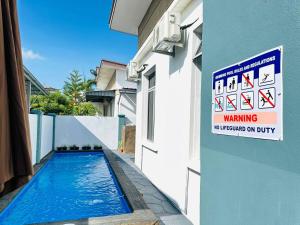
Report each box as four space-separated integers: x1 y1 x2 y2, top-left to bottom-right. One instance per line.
55 116 119 150
105 72 117 90
134 1 202 224
95 69 137 122
116 70 137 89
119 93 136 124
113 91 136 124
29 114 38 165
41 115 53 159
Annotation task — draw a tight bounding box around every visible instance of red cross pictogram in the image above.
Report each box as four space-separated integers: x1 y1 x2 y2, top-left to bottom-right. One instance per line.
241 93 254 109
242 73 254 88
226 96 237 110
215 97 223 111
259 89 275 108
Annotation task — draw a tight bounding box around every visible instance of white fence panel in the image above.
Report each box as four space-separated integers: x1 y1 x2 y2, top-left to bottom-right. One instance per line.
41 115 53 158
29 114 38 165
55 116 119 150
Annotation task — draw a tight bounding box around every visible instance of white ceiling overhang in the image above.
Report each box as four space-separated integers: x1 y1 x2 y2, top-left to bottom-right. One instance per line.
109 0 153 35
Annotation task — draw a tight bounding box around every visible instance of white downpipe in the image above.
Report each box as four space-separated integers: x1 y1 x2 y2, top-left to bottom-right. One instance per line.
132 0 193 65
116 90 121 115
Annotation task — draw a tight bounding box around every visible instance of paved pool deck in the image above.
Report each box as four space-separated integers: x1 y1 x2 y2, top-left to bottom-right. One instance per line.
109 150 193 225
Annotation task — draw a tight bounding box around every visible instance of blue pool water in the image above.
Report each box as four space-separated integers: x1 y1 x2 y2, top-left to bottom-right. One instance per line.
0 152 131 225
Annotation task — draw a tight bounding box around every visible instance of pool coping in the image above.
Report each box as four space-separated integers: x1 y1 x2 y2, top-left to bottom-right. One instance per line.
103 149 149 211
1 150 159 225
31 209 159 225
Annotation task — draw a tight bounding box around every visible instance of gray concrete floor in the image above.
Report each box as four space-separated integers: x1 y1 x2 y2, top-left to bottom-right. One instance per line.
110 150 193 225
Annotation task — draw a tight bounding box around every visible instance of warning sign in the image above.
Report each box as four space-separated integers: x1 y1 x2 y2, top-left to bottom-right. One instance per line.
212 46 283 140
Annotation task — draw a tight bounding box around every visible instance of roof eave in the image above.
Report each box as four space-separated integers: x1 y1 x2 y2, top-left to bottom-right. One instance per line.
108 0 117 30
108 0 152 35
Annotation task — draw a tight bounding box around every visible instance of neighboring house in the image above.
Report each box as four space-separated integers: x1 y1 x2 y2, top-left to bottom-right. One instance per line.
24 66 48 111
86 60 137 124
44 86 59 93
109 0 201 224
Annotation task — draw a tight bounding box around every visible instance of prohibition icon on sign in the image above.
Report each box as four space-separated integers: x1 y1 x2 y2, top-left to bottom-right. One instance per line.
259 87 276 109
241 91 254 110
226 94 237 111
241 71 254 90
215 96 224 112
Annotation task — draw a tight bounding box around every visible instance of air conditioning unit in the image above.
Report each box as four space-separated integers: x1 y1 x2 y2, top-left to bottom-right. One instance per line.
127 61 140 81
153 12 182 55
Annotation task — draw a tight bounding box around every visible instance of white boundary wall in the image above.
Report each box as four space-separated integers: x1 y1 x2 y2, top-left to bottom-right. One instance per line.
41 115 53 159
28 114 54 164
29 114 38 165
28 115 119 165
55 116 119 150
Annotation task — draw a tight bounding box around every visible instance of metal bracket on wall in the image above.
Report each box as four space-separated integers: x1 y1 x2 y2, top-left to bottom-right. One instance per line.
152 46 176 57
152 30 186 57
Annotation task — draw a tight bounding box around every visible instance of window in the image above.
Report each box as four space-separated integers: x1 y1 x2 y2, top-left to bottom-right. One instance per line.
147 72 156 141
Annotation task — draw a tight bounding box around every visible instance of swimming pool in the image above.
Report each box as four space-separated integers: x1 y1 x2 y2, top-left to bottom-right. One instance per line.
0 152 131 225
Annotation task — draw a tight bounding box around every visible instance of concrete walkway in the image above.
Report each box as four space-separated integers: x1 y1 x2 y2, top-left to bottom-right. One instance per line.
110 150 193 225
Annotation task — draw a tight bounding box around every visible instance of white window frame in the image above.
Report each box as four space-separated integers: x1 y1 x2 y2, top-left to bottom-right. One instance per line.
142 66 156 144
146 70 156 142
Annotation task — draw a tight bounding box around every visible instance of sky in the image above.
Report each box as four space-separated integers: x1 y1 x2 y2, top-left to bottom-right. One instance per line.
17 0 137 89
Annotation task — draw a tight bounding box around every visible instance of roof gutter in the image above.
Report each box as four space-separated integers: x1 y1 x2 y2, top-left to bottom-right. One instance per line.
109 0 117 29
23 66 48 95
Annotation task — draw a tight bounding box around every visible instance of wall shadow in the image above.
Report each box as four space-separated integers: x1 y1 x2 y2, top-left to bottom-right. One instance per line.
169 31 189 76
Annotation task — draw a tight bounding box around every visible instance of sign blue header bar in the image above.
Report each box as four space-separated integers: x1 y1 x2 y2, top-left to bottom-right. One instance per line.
212 48 281 89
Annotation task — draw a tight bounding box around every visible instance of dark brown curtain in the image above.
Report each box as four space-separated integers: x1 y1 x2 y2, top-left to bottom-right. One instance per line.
0 0 33 196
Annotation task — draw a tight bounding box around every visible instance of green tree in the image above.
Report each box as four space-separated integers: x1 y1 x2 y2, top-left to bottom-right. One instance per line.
82 77 96 92
31 70 98 116
82 77 96 101
63 70 84 106
31 92 71 115
72 102 98 116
